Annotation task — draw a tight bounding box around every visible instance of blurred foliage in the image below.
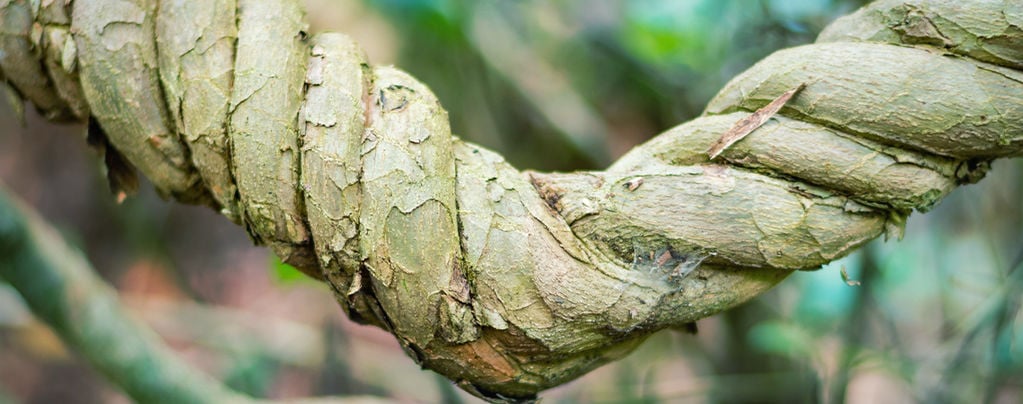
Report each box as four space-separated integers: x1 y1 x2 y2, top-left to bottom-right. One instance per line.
366 0 868 168
1 0 1021 402
225 354 278 397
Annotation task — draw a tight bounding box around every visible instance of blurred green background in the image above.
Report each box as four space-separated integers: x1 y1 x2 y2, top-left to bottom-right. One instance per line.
2 0 1021 402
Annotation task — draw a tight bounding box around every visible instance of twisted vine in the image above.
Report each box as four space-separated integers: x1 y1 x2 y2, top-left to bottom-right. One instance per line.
2 0 1022 400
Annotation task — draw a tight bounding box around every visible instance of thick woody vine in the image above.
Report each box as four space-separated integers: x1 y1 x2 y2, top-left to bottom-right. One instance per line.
1 0 1022 401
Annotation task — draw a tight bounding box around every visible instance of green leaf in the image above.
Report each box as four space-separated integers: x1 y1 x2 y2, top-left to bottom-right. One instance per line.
269 254 310 285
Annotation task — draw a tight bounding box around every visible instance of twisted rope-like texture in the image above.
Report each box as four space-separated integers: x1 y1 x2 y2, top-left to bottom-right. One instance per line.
2 0 1022 400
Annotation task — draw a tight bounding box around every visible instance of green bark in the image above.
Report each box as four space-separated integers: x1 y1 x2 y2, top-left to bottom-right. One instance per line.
819 0 1023 70
301 33 369 290
2 0 1022 401
229 0 314 271
0 0 74 120
706 42 1023 158
72 0 208 202
156 0 239 222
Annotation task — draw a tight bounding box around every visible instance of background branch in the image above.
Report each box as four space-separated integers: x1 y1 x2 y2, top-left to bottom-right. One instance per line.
0 184 391 404
0 184 246 403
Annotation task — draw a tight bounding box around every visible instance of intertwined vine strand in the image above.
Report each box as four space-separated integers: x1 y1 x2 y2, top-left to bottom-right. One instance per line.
2 0 1021 400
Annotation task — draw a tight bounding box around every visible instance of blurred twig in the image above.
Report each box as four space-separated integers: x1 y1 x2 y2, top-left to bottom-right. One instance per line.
124 295 325 367
468 5 611 165
828 244 880 404
708 303 821 402
929 241 1023 402
982 243 1023 402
